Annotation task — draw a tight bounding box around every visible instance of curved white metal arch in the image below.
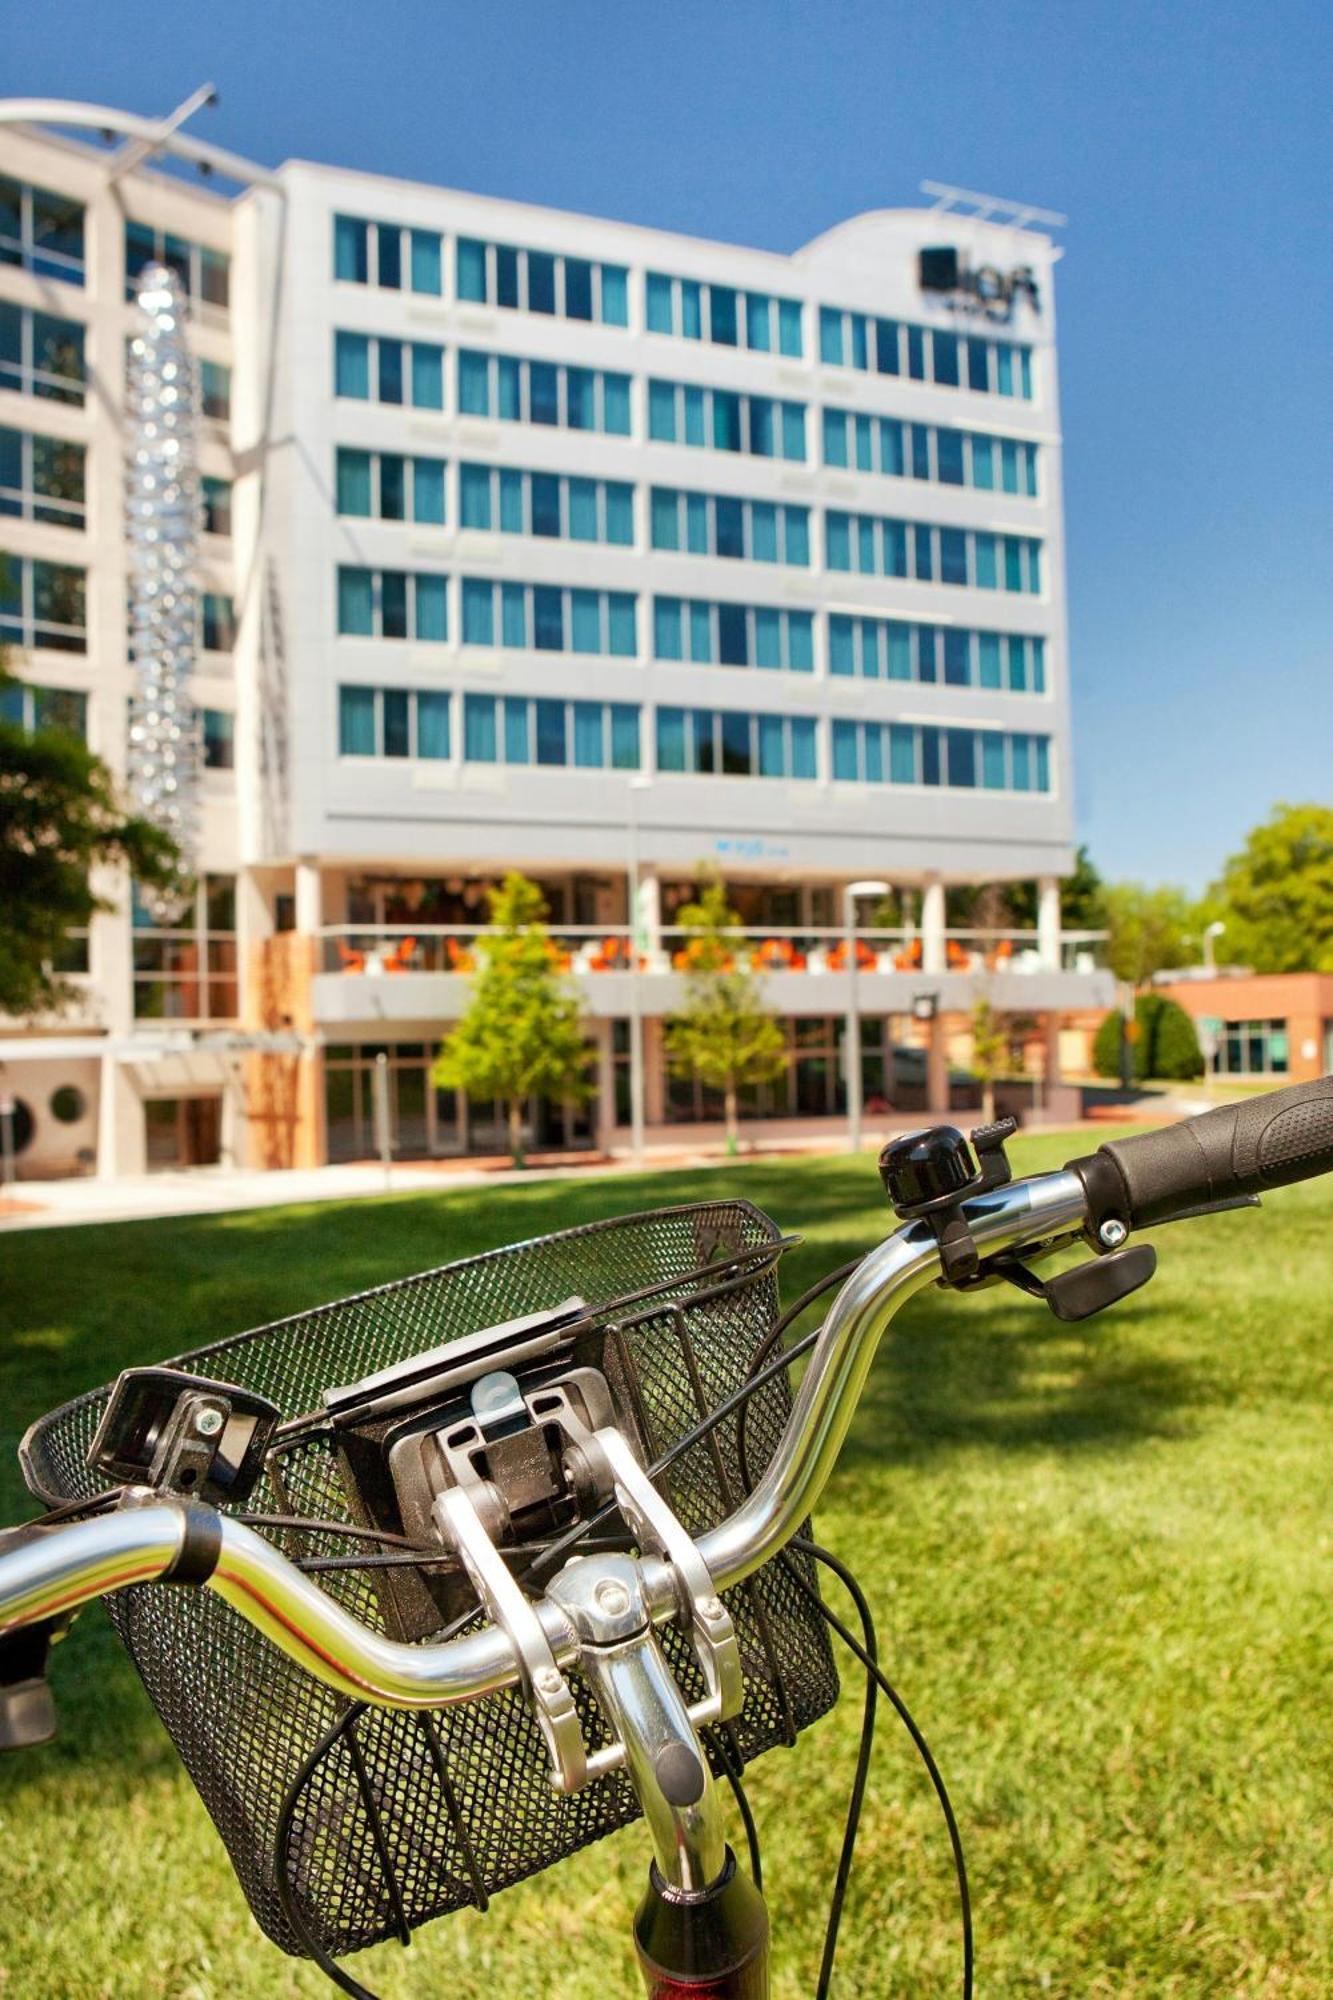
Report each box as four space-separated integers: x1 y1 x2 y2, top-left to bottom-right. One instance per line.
0 95 279 189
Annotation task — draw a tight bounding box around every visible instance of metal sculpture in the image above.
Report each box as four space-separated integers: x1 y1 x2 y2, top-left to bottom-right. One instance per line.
125 262 202 920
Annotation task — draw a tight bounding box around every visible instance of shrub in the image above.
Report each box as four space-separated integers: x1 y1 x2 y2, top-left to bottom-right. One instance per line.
1152 998 1205 1080
1093 995 1203 1082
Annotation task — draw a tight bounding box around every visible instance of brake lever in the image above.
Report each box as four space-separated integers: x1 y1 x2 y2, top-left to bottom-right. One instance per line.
1147 1194 1261 1226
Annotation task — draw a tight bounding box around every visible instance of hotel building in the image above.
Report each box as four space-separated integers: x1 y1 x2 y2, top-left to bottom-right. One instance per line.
0 99 1111 1177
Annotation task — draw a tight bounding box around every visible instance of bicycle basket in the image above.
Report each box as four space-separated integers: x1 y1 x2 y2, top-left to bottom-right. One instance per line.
21 1200 839 1964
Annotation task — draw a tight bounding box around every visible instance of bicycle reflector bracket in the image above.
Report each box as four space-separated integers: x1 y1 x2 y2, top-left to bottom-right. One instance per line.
880 1120 1158 1321
86 1367 281 1505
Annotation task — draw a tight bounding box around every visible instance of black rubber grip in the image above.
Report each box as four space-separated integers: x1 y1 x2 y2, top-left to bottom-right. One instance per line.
1093 1075 1333 1227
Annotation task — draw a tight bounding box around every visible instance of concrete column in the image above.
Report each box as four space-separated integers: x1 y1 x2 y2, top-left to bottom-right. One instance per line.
921 876 946 976
635 872 663 957
1037 876 1062 971
97 1053 146 1179
294 858 322 934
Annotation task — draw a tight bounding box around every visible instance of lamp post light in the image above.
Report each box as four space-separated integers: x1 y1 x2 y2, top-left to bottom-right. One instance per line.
844 879 889 1155
1203 920 1225 976
626 776 652 1163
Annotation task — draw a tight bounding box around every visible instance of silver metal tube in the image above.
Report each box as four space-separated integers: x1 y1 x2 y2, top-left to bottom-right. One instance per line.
698 1170 1089 1589
0 1172 1089 1714
0 1507 185 1630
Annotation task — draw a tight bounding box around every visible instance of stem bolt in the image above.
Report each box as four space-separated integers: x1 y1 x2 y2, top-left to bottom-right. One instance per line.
194 1406 225 1438
594 1578 631 1617
1099 1218 1128 1250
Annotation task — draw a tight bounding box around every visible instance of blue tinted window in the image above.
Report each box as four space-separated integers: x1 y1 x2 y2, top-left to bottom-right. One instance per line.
875 318 899 375
681 281 702 338
788 614 814 673
890 725 916 784
778 299 803 356
785 508 810 566
982 732 1006 789
410 231 442 295
604 482 633 546
458 350 490 415
339 685 375 753
829 616 854 677
826 513 850 571
376 227 402 290
647 272 673 333
499 468 524 533
601 265 628 326
530 472 560 538
602 373 631 434
611 705 640 768
456 238 487 301
749 502 777 564
946 729 976 787
944 629 970 685
649 380 676 441
654 597 683 659
464 693 497 761
822 410 848 467
496 244 519 307
709 285 738 346
713 391 741 452
971 434 994 489
940 528 968 586
978 632 1002 688
529 361 558 425
334 216 368 283
377 341 403 404
414 460 446 525
411 343 443 409
819 307 843 364
754 608 781 670
337 567 374 636
501 582 527 647
832 722 858 781
564 257 592 321
934 331 959 387
462 578 494 645
781 404 805 461
505 698 530 763
717 602 747 666
336 449 372 516
937 429 965 485
746 294 771 351
415 574 447 641
716 496 745 559
417 691 451 759
887 624 911 680
790 718 817 779
651 488 679 550
574 702 604 767
656 708 687 771
535 698 566 765
527 251 556 315
608 594 637 657
335 331 370 398
758 714 786 777
460 464 490 529
570 590 600 654
532 585 563 650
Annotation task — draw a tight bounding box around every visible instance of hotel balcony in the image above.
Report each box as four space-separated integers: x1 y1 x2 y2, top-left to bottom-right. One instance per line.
311 923 1115 1030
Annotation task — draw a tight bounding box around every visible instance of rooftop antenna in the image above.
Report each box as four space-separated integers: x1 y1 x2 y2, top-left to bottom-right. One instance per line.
920 181 1068 231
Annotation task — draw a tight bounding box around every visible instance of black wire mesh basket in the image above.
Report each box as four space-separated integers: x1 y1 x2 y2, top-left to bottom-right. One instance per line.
21 1201 839 1963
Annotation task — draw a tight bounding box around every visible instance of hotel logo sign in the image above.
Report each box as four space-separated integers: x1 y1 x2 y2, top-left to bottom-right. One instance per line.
918 246 1040 322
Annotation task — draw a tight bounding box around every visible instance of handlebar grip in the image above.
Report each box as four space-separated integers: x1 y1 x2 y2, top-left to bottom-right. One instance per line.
1092 1075 1333 1228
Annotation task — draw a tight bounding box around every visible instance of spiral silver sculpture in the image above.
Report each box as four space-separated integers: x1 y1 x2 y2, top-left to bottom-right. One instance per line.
125 262 202 921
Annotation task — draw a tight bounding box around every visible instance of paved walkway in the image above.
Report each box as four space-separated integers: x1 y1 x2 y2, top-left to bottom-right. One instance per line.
0 1099 1208 1234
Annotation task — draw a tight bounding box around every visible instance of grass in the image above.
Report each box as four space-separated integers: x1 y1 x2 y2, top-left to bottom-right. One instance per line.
0 1133 1330 1997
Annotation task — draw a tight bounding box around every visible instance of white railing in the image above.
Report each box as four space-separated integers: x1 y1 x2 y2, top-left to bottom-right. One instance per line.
316 923 1109 980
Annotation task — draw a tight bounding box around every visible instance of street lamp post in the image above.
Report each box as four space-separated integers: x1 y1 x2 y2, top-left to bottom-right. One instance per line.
626 777 652 1163
1203 920 1225 976
844 878 889 1155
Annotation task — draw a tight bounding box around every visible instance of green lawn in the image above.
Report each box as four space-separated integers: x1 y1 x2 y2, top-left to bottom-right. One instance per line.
1 1134 1330 1998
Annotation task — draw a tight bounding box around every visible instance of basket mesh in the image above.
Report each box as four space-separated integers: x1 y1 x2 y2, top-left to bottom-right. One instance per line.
21 1200 838 1962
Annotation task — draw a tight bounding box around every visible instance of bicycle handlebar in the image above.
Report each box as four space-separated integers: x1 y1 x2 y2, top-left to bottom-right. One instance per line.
2 1085 1327 1718
1088 1074 1333 1228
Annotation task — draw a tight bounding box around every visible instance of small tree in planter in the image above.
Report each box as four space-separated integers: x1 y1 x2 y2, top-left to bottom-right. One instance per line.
665 872 787 1156
432 873 593 1167
969 997 1009 1124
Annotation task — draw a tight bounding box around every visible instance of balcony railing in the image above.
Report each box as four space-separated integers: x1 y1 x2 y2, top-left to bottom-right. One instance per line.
317 924 1109 979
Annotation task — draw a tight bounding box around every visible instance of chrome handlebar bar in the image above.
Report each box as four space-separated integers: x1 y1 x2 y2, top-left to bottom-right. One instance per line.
0 1169 1090 1711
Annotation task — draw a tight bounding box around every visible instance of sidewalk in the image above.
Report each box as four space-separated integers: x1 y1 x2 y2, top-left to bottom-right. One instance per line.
0 1098 1200 1233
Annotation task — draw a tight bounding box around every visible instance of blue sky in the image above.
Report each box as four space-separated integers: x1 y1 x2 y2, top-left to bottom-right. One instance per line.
9 0 1329 890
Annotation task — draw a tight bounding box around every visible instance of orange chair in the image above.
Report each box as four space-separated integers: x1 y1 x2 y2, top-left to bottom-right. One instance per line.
893 939 923 972
445 936 476 974
827 939 877 973
384 935 417 974
336 939 365 975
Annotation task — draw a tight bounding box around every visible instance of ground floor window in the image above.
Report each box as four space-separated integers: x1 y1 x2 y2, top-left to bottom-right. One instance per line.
1210 1018 1289 1077
664 1016 906 1123
145 1095 221 1170
323 1042 595 1161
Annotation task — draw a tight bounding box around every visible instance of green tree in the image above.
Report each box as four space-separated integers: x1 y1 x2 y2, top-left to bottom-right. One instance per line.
665 872 787 1156
432 873 594 1166
1102 882 1201 984
1210 803 1333 973
968 997 1009 1123
1092 994 1202 1082
948 845 1106 932
0 662 176 1017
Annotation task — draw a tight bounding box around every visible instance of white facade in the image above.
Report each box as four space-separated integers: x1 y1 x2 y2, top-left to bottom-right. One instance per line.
0 110 1107 1178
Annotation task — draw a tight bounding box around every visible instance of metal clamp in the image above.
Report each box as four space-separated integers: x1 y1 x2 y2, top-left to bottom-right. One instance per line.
432 1483 587 1793
587 1425 744 1727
